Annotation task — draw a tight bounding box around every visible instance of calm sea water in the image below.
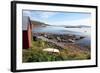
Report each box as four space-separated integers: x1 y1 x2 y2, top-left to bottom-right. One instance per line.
33 26 91 47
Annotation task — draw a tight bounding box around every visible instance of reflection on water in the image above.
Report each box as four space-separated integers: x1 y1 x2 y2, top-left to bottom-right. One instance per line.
33 26 91 47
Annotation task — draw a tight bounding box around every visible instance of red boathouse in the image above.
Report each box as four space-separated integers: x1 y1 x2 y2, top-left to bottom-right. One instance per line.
22 16 32 49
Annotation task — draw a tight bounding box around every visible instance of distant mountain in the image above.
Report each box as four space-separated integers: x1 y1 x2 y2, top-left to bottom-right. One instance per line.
47 25 91 28
77 25 91 28
30 20 91 28
65 25 91 28
31 20 49 28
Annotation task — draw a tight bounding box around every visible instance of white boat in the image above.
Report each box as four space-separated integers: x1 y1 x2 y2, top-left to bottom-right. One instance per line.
43 48 60 53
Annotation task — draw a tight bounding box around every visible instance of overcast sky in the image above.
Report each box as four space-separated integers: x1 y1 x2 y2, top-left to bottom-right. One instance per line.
23 10 91 26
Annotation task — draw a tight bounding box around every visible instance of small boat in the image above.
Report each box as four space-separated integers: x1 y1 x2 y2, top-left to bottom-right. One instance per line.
43 48 60 53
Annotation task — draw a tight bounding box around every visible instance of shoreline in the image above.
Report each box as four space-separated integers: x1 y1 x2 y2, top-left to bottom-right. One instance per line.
33 32 90 50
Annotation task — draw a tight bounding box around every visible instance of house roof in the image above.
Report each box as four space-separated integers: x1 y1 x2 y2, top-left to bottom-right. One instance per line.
22 16 30 30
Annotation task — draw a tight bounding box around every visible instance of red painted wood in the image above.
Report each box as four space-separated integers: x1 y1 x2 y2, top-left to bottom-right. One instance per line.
23 31 29 49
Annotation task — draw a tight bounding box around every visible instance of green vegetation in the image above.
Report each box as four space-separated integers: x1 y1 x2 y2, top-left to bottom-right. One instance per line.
22 39 90 62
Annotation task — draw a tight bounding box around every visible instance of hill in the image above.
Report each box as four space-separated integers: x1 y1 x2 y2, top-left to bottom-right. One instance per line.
31 20 49 28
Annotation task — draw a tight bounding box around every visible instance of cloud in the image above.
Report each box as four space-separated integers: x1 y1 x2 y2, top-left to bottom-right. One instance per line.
23 11 32 17
39 12 57 19
23 11 40 21
23 11 57 19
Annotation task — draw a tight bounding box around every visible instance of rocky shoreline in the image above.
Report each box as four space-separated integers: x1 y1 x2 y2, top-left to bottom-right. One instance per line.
33 32 90 51
33 32 85 43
